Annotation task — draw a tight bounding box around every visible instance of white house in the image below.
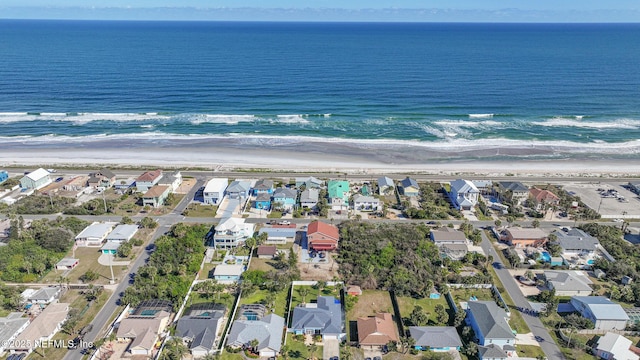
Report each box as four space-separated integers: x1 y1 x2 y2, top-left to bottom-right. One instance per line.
300 188 319 210
158 171 183 192
8 303 69 355
19 168 51 190
0 312 30 356
352 194 382 212
213 217 255 249
377 176 395 195
570 296 629 331
105 224 139 243
595 332 639 360
203 178 228 205
75 222 114 247
449 179 479 210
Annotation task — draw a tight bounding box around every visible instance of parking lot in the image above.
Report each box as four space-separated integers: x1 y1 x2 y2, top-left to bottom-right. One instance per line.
563 182 640 219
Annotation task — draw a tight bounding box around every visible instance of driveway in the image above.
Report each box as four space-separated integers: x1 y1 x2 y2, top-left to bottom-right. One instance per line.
323 338 340 360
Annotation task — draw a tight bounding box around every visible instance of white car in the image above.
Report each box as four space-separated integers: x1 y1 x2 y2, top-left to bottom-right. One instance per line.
613 218 624 223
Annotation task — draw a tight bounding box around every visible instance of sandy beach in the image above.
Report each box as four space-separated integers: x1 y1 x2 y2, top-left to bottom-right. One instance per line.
2 138 640 178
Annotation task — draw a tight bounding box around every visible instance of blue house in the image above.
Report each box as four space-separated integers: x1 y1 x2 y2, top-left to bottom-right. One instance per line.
272 188 298 211
253 179 274 195
290 296 345 340
409 326 462 352
213 264 245 281
254 192 272 210
0 170 8 184
466 301 515 348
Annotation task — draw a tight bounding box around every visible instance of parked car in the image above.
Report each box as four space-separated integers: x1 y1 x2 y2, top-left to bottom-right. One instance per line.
55 177 64 182
319 252 326 258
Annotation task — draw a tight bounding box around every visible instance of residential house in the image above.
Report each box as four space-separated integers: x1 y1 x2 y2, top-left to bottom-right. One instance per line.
629 182 640 195
257 245 278 259
8 303 69 355
307 220 339 251
505 227 548 248
594 332 639 360
213 217 255 249
203 178 228 205
529 187 560 210
300 188 319 210
135 169 163 193
0 313 30 356
471 180 494 195
20 168 51 190
114 177 135 190
290 296 345 340
26 287 61 304
544 270 593 297
101 241 119 255
87 168 116 189
430 228 468 246
105 224 139 243
75 222 114 247
553 228 603 267
213 264 245 282
296 176 324 189
357 313 399 350
259 227 296 245
377 176 395 195
142 185 171 208
176 305 226 358
0 170 8 184
253 179 274 195
55 258 79 271
158 171 183 192
441 244 469 261
409 326 462 352
466 301 515 348
116 300 172 357
478 344 509 360
61 176 90 197
497 181 529 205
272 188 298 211
622 276 633 286
238 304 267 321
399 177 420 197
226 180 252 200
227 314 285 358
352 194 382 212
449 179 480 210
254 192 272 210
570 296 629 331
327 180 350 210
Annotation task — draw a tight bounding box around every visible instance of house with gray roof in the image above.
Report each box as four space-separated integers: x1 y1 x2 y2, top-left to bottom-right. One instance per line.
226 180 252 200
0 313 30 355
253 179 274 195
290 296 345 340
409 326 462 352
300 188 319 210
497 181 529 205
27 287 61 304
466 301 515 348
272 188 298 211
478 344 509 360
352 194 382 212
296 176 324 189
75 222 115 247
399 177 419 197
570 296 629 331
105 224 139 243
554 229 600 255
377 176 395 195
259 227 296 245
449 179 480 210
176 305 226 358
227 314 285 357
544 270 593 297
595 332 639 360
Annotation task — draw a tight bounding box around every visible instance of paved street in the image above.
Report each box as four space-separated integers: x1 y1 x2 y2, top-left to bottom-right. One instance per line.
480 231 565 360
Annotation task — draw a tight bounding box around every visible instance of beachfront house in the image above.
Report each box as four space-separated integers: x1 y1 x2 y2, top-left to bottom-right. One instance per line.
357 313 399 350
529 187 560 210
496 181 529 205
352 194 382 212
226 180 252 200
254 192 271 210
142 185 171 208
296 176 324 189
135 169 163 193
227 314 285 358
300 188 319 210
409 326 462 352
505 227 548 248
87 168 116 189
594 332 639 360
158 170 183 192
449 179 480 210
20 168 51 190
0 170 8 184
272 188 298 211
569 296 629 331
176 306 226 358
203 178 228 205
327 180 350 210
253 179 274 195
212 217 255 249
466 301 515 348
307 220 339 251
75 222 114 247
290 296 345 340
377 176 395 195
399 177 420 197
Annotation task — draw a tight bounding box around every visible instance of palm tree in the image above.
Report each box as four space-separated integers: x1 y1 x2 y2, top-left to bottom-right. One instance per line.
308 343 318 360
249 338 260 354
298 287 311 303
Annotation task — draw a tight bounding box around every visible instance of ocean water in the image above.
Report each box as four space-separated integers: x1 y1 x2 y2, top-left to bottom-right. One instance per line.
1 20 640 159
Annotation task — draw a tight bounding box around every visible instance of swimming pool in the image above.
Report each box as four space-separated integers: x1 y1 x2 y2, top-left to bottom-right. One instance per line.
539 251 551 263
587 259 595 265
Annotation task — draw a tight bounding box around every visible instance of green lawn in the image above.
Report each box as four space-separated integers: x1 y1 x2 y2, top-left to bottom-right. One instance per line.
449 287 494 303
183 203 218 217
218 352 244 360
284 333 323 360
188 291 237 312
267 211 283 218
517 345 547 358
239 288 290 318
396 295 452 326
198 263 215 280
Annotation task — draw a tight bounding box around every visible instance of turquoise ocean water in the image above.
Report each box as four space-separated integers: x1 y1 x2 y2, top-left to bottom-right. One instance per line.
1 20 640 159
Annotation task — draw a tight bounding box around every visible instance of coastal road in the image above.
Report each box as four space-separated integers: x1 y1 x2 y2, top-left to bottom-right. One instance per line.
480 232 566 360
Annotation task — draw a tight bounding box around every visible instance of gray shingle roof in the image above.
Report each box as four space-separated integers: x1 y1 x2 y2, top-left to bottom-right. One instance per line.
409 326 462 348
291 296 343 335
467 301 515 340
554 229 600 252
227 314 284 353
400 177 418 189
499 181 528 192
572 296 630 321
377 176 394 188
478 344 508 358
176 307 226 350
254 179 274 190
227 180 251 193
300 189 319 203
273 188 298 199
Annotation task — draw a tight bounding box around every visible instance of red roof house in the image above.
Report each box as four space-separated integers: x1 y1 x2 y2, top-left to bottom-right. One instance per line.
307 220 339 251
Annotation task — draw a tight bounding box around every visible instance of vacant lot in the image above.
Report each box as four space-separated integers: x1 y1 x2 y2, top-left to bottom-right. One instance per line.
396 295 452 326
347 290 393 320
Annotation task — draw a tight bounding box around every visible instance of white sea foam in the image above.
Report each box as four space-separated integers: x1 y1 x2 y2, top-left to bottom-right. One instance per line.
469 113 494 118
190 114 257 125
0 112 170 124
433 120 502 128
274 115 310 124
533 117 640 129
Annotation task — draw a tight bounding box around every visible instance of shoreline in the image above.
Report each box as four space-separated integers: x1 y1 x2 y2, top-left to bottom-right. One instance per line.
2 143 640 178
